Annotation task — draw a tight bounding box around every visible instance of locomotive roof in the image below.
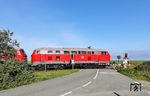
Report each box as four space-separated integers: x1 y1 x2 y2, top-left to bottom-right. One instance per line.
35 48 107 51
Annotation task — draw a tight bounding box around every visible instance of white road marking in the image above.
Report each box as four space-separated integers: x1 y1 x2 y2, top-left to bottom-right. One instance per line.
93 69 99 79
148 92 150 95
82 81 92 87
60 91 72 96
60 69 97 96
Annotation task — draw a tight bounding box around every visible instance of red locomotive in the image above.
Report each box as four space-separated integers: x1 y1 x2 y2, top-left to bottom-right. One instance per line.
15 48 27 62
1 48 27 62
31 48 110 69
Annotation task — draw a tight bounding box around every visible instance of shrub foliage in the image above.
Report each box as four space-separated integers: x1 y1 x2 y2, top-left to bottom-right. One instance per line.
0 29 35 90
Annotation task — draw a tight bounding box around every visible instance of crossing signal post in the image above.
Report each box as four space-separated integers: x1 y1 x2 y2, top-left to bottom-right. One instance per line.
123 53 129 68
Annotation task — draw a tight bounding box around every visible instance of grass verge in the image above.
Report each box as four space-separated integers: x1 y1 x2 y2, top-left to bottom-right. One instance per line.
115 61 150 81
0 69 79 91
117 67 150 81
34 69 79 82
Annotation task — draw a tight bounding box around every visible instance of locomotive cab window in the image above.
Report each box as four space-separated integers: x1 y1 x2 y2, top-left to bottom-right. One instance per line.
36 50 40 54
101 51 107 55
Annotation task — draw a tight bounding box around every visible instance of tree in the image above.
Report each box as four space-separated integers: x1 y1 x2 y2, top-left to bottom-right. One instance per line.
0 29 19 63
0 29 35 90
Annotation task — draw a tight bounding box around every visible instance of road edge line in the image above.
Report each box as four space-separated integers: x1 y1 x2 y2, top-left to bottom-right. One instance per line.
93 69 99 79
60 91 72 96
82 81 92 87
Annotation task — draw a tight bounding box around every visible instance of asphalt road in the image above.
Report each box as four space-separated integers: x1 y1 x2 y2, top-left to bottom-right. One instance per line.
0 69 150 96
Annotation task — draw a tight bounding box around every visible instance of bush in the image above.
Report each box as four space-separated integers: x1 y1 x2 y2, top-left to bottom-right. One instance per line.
0 59 35 90
0 59 34 90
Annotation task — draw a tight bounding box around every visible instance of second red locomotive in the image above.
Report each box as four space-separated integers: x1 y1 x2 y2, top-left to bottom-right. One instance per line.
1 47 27 62
31 48 110 69
15 48 27 62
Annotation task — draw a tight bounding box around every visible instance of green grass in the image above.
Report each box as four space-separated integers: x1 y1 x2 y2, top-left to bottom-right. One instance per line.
34 69 79 82
116 60 150 81
117 67 150 81
111 60 145 66
128 60 146 68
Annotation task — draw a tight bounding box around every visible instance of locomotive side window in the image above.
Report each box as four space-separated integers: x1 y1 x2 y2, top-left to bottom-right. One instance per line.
94 51 99 54
64 51 70 54
36 50 40 54
101 51 107 55
78 51 81 54
56 56 60 61
92 51 94 54
88 51 91 54
48 50 53 53
56 50 60 54
81 51 86 54
40 50 47 54
71 51 77 54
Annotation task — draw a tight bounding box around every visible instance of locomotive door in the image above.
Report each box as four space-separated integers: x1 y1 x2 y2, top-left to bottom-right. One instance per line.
100 51 107 61
71 51 77 60
40 54 46 63
71 54 74 60
40 50 46 63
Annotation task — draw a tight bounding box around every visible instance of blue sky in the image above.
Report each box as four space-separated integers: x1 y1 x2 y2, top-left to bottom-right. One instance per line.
0 0 150 60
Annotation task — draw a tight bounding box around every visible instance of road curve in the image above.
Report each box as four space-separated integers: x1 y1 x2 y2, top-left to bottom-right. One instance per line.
0 69 150 96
